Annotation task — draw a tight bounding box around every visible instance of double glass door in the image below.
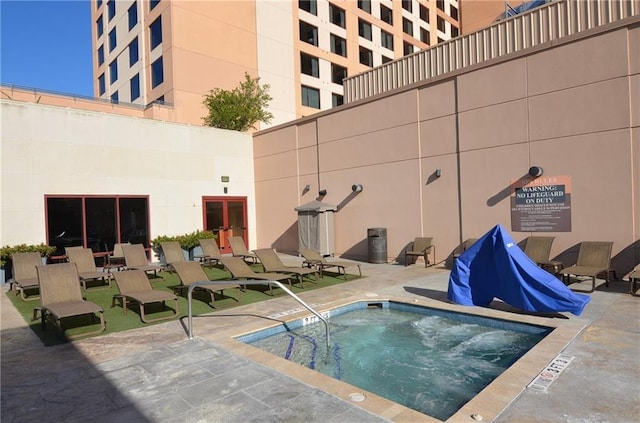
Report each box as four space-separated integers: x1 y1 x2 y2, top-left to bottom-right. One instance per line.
202 197 248 253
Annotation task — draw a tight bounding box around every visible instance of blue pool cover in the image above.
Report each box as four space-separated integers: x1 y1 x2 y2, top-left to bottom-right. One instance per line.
448 225 591 316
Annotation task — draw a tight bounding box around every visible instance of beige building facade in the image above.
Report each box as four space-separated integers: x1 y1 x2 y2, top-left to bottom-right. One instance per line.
253 11 640 274
90 0 461 127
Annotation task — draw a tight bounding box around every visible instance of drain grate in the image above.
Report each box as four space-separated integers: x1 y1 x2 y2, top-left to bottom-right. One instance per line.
527 353 574 391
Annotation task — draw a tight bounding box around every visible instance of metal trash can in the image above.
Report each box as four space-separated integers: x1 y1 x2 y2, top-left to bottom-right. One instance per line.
367 227 387 263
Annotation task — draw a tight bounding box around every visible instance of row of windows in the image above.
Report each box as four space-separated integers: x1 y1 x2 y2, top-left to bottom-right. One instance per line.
301 85 343 109
98 56 163 101
300 53 347 85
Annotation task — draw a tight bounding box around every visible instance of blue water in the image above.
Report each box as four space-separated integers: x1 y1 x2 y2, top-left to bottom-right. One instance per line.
242 302 550 421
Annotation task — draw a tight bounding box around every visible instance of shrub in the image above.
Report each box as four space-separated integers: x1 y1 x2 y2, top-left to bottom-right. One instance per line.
0 243 56 268
151 230 217 255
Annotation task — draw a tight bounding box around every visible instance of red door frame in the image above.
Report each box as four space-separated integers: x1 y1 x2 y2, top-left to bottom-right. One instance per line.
201 196 248 253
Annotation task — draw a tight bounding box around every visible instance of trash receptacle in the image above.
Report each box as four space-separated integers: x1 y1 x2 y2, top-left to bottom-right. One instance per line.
367 227 387 263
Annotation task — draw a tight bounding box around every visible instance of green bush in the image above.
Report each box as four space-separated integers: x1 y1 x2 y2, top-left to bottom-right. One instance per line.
0 243 56 268
151 230 217 255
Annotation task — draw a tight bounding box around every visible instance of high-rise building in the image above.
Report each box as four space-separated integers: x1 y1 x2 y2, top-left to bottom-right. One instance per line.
91 0 460 128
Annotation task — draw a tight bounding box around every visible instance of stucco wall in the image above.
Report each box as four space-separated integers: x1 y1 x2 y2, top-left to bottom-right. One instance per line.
253 22 640 275
0 100 256 250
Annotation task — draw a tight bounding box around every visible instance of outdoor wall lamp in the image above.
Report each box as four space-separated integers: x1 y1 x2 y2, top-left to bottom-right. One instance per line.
435 169 442 178
528 166 544 178
319 189 327 196
352 184 363 192
303 184 310 194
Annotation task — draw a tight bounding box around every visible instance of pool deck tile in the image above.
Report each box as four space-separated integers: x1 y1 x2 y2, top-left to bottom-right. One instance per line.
2 259 639 422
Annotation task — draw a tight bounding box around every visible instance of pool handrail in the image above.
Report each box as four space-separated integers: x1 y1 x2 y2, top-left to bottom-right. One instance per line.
186 279 330 348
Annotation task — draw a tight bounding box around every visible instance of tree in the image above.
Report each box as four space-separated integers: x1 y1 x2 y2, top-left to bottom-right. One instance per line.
202 73 274 131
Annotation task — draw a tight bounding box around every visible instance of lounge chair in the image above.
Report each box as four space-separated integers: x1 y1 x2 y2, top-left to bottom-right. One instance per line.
404 237 435 267
10 252 42 301
254 248 319 287
194 238 223 267
558 241 614 292
299 248 362 279
172 261 242 306
625 267 639 295
112 270 179 322
122 244 164 277
523 236 563 274
228 236 258 264
104 242 129 274
34 263 105 339
220 256 293 295
65 247 112 290
160 241 187 271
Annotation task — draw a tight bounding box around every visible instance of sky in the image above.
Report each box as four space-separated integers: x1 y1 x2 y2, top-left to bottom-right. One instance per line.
0 0 94 97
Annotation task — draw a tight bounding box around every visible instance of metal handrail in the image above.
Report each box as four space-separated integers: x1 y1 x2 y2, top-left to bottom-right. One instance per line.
187 280 330 348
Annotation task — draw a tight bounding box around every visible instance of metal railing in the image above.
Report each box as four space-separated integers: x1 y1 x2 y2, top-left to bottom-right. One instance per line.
187 280 330 348
343 0 639 103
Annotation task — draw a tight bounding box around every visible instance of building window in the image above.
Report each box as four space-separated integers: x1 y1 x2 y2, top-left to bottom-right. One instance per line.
299 0 317 15
329 3 346 28
437 36 445 44
110 91 119 103
437 0 445 12
150 16 162 50
402 18 413 36
107 0 115 20
299 21 318 46
332 93 343 107
330 34 346 57
155 95 165 104
97 0 102 8
380 4 393 25
129 38 139 66
45 196 150 255
359 46 373 66
301 85 320 109
130 74 140 101
150 0 160 10
451 5 459 20
437 16 446 32
402 0 412 12
451 26 459 37
128 2 138 30
382 55 393 64
381 30 394 50
420 4 429 22
98 74 105 95
151 57 163 87
97 45 104 66
300 53 319 77
420 28 430 44
357 0 371 13
403 42 414 55
109 60 118 84
358 19 372 41
108 28 116 52
96 15 103 37
331 63 347 85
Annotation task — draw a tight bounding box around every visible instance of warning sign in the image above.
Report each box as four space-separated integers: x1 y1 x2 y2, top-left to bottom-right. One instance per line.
511 175 572 232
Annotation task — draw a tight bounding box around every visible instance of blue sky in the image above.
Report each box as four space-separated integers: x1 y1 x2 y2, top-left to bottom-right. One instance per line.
0 0 94 97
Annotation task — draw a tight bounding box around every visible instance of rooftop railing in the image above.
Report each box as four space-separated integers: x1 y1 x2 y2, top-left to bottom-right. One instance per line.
343 0 639 103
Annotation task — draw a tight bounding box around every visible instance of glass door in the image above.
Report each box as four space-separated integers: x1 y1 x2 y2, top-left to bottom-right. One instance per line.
202 197 248 253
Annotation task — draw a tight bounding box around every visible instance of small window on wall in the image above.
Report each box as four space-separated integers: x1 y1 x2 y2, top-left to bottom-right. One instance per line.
402 0 412 12
380 4 393 25
332 93 343 107
359 46 373 66
301 85 320 108
97 15 104 37
300 21 318 46
98 74 105 95
107 0 115 20
420 4 429 22
402 18 413 36
437 0 445 12
300 53 319 77
130 74 140 101
108 28 116 52
109 60 118 84
382 55 393 64
452 26 459 37
110 91 119 103
329 3 346 28
150 16 162 50
420 28 430 44
46 196 150 256
331 63 347 85
151 57 164 87
437 16 446 32
330 34 346 57
150 0 160 10
128 2 138 30
299 0 317 16
129 37 139 66
358 19 372 41
357 0 371 13
97 45 104 65
381 30 394 50
403 42 414 55
451 5 459 21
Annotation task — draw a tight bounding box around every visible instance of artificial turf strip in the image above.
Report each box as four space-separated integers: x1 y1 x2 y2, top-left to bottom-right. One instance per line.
5 265 360 346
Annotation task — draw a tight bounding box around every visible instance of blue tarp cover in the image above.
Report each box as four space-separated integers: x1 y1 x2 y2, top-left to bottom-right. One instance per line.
448 225 590 316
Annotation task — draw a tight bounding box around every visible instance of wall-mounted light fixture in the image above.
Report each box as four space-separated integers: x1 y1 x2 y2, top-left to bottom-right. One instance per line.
302 184 310 194
528 166 544 178
221 176 230 183
435 169 442 178
319 189 327 196
352 184 363 192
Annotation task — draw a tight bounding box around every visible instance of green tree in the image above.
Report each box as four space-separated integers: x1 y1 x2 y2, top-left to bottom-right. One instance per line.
202 73 274 131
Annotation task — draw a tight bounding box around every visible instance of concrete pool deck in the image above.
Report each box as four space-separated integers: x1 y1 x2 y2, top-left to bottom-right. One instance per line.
2 260 639 422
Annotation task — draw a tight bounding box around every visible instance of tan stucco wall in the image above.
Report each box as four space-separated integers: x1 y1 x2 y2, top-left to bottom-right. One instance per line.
0 100 256 251
253 21 640 274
